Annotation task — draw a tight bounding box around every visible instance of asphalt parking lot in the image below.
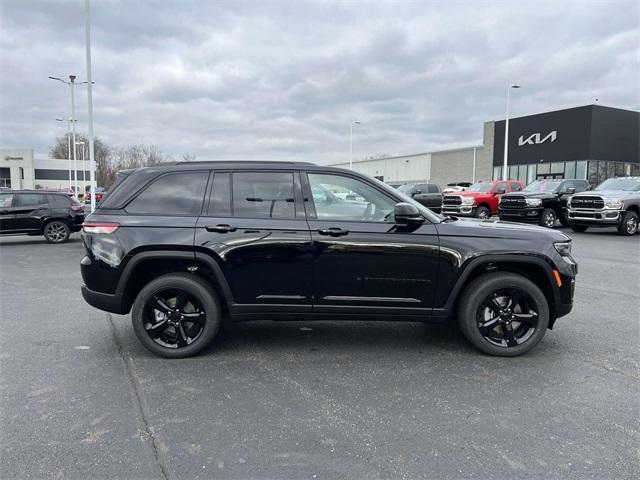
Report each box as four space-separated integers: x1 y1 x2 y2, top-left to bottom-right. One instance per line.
0 227 638 479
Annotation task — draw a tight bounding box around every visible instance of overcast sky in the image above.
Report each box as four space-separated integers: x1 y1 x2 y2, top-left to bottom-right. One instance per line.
1 0 638 164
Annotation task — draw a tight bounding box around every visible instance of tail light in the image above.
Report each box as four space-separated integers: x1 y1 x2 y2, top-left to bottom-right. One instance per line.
83 222 120 234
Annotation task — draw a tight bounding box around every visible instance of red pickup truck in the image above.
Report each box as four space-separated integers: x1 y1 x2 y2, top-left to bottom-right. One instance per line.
442 179 525 219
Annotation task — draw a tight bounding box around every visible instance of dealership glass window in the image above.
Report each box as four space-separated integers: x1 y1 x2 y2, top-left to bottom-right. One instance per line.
517 165 527 184
537 163 550 175
507 165 517 180
493 166 502 181
631 164 640 176
550 162 564 175
527 165 536 184
598 161 608 185
564 161 576 179
576 161 587 180
587 161 599 187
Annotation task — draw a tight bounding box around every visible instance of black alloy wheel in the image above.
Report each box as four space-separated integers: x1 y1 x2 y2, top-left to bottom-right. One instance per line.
540 208 557 228
44 220 70 243
143 288 206 348
131 273 221 358
476 288 539 347
457 272 550 356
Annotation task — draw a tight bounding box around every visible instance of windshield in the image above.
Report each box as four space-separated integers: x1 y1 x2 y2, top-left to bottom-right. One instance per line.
524 180 562 192
397 184 414 194
466 182 493 192
595 178 640 191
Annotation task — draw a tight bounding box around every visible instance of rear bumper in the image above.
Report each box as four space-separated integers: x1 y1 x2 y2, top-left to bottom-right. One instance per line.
81 285 126 315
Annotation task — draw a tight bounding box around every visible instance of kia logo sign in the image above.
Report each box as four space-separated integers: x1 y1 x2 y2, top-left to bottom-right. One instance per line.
518 130 557 146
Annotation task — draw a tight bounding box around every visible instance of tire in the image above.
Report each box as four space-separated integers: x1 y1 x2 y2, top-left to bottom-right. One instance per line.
476 206 491 219
539 208 557 228
570 225 588 233
617 211 639 236
43 220 70 243
456 272 550 357
131 273 221 358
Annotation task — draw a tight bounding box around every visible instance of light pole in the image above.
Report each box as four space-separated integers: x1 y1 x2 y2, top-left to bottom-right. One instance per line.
76 141 86 195
55 118 73 191
84 0 97 213
349 120 361 170
502 84 520 181
49 75 92 195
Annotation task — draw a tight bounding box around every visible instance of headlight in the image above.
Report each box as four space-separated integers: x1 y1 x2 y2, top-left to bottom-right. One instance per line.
604 198 623 209
525 198 542 206
461 197 475 205
554 241 572 256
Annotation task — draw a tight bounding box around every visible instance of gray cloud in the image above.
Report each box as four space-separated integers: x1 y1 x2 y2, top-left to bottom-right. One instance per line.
1 0 638 164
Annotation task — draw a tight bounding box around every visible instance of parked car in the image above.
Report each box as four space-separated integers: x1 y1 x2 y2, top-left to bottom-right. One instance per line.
567 176 640 235
397 183 442 213
442 182 472 193
498 179 590 228
442 180 525 219
84 187 106 204
0 190 84 243
80 161 576 358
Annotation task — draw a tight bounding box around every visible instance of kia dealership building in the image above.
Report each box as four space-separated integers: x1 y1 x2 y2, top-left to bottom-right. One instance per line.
335 104 640 187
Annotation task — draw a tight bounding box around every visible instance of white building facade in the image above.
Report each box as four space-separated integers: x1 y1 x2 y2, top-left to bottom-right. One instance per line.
1 148 91 191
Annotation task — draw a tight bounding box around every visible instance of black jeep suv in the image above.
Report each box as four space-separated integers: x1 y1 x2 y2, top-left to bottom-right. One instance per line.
0 190 84 243
80 162 577 358
498 179 590 228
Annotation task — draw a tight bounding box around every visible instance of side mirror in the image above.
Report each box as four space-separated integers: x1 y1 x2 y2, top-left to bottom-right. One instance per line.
414 190 422 195
495 188 506 195
394 202 424 225
565 187 575 194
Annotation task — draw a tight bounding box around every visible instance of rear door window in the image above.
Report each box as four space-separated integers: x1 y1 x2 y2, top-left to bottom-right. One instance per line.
17 193 48 207
232 172 295 219
48 195 71 207
126 172 208 216
427 184 440 193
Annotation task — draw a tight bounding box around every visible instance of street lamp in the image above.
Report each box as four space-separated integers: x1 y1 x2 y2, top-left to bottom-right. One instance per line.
49 75 92 195
55 117 76 191
502 84 520 181
84 0 98 213
350 120 361 170
76 141 86 195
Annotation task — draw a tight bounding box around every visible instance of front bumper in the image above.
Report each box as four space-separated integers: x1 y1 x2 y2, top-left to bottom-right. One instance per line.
498 207 543 223
442 205 476 217
567 208 622 225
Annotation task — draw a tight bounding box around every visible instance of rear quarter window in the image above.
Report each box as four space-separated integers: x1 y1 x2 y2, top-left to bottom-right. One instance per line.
125 172 208 216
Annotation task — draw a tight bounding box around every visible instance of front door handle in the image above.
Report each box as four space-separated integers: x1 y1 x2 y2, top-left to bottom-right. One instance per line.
206 224 237 233
317 227 349 237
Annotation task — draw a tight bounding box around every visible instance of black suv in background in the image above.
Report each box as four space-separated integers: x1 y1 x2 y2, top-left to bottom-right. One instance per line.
397 183 442 213
567 177 640 235
0 190 85 243
498 179 590 228
80 162 577 358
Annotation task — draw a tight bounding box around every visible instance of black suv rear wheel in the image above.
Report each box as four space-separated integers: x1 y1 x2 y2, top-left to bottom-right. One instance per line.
131 273 221 358
457 272 549 356
43 220 70 243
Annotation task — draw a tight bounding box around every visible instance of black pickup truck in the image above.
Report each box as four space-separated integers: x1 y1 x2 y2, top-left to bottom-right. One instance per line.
498 179 590 228
397 183 442 213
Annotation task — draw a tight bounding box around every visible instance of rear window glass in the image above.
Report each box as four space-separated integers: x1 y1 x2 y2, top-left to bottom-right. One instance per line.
232 172 295 219
126 172 208 215
48 195 71 207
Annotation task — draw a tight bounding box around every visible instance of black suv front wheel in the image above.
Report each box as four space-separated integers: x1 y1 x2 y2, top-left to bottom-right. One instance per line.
457 272 550 356
131 273 221 358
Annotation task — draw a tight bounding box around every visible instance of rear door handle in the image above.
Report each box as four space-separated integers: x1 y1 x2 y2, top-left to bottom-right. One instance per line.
317 227 349 237
205 224 237 233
